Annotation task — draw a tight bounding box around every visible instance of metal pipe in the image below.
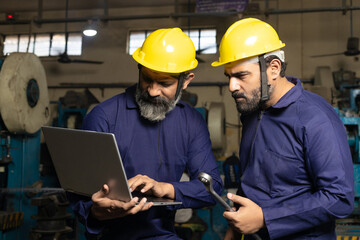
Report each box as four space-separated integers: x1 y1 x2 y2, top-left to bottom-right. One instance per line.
49 83 132 89
2 7 360 26
265 0 269 14
0 20 31 25
48 82 230 89
342 0 347 14
2 6 360 25
48 79 313 89
175 0 179 14
104 0 109 18
37 0 43 21
33 11 239 25
350 0 353 37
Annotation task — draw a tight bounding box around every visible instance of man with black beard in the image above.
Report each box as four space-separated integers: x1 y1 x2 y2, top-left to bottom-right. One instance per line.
68 28 223 240
212 18 354 239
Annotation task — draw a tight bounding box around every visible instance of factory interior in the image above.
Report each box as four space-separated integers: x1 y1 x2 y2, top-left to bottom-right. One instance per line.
1 0 360 239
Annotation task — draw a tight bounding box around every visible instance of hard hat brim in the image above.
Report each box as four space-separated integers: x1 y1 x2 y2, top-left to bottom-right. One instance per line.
211 44 285 67
133 47 198 73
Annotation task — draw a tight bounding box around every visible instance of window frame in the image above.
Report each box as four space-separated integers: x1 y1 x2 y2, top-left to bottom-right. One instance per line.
2 32 83 57
127 27 217 55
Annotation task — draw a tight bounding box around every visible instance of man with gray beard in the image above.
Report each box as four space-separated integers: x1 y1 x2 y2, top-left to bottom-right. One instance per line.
68 27 223 240
134 67 189 122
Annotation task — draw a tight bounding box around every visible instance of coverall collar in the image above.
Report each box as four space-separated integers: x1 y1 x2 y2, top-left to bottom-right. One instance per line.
271 77 302 109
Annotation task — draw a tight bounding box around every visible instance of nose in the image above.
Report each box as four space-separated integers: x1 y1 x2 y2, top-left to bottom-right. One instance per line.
229 77 240 93
147 82 161 97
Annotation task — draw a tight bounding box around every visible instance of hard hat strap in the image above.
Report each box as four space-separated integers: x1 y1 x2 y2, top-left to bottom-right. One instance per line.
137 64 142 87
259 55 269 102
175 73 186 100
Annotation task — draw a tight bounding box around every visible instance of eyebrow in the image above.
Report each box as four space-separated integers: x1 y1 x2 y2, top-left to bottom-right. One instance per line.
224 70 250 78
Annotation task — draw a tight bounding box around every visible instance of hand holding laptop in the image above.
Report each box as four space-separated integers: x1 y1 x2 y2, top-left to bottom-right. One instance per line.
128 174 175 200
91 184 154 221
91 174 177 221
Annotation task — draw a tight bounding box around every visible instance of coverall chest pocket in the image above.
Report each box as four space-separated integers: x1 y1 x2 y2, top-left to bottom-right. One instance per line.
257 149 302 197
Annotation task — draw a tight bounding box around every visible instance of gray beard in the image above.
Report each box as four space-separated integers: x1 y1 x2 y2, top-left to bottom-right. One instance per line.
135 86 181 122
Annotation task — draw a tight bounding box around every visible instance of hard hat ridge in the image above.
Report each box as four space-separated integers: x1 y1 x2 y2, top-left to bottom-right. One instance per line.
133 28 198 73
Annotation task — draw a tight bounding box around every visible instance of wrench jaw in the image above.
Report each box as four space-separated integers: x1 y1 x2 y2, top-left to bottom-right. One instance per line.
198 172 214 193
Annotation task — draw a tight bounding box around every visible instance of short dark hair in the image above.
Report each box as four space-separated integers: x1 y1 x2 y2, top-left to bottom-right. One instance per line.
264 55 287 77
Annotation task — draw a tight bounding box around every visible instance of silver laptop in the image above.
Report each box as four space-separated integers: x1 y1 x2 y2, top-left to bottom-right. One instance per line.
41 126 182 206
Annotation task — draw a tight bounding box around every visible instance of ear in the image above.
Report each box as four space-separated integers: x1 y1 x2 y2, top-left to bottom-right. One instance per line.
269 59 281 80
182 73 195 90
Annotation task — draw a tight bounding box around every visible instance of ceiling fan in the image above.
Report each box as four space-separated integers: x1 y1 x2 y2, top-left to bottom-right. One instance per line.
55 0 103 65
311 1 359 58
311 37 360 58
196 44 218 63
57 48 103 64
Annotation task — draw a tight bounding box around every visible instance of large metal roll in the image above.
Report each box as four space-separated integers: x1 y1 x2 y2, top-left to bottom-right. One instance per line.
208 102 226 152
0 53 50 134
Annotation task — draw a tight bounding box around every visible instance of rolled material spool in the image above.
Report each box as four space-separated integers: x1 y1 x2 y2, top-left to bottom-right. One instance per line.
208 102 226 152
0 53 50 134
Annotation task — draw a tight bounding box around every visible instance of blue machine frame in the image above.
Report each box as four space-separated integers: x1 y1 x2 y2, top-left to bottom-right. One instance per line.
0 130 41 240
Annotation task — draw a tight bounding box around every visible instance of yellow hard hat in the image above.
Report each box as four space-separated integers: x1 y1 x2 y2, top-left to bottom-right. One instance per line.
212 18 285 67
132 28 198 73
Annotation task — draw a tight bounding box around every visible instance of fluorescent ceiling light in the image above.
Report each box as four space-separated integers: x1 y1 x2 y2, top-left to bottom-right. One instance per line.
83 20 98 37
83 29 97 37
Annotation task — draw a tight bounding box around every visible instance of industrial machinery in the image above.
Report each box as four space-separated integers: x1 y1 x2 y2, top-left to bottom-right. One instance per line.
333 71 360 202
29 192 73 240
310 67 360 199
0 52 74 240
51 89 99 129
310 66 360 237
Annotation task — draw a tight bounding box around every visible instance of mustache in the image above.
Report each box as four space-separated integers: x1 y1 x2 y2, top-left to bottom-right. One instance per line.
141 91 168 105
232 91 246 99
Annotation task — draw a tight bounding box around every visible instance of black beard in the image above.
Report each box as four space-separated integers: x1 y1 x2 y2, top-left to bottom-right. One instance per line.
135 86 181 122
232 87 261 114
